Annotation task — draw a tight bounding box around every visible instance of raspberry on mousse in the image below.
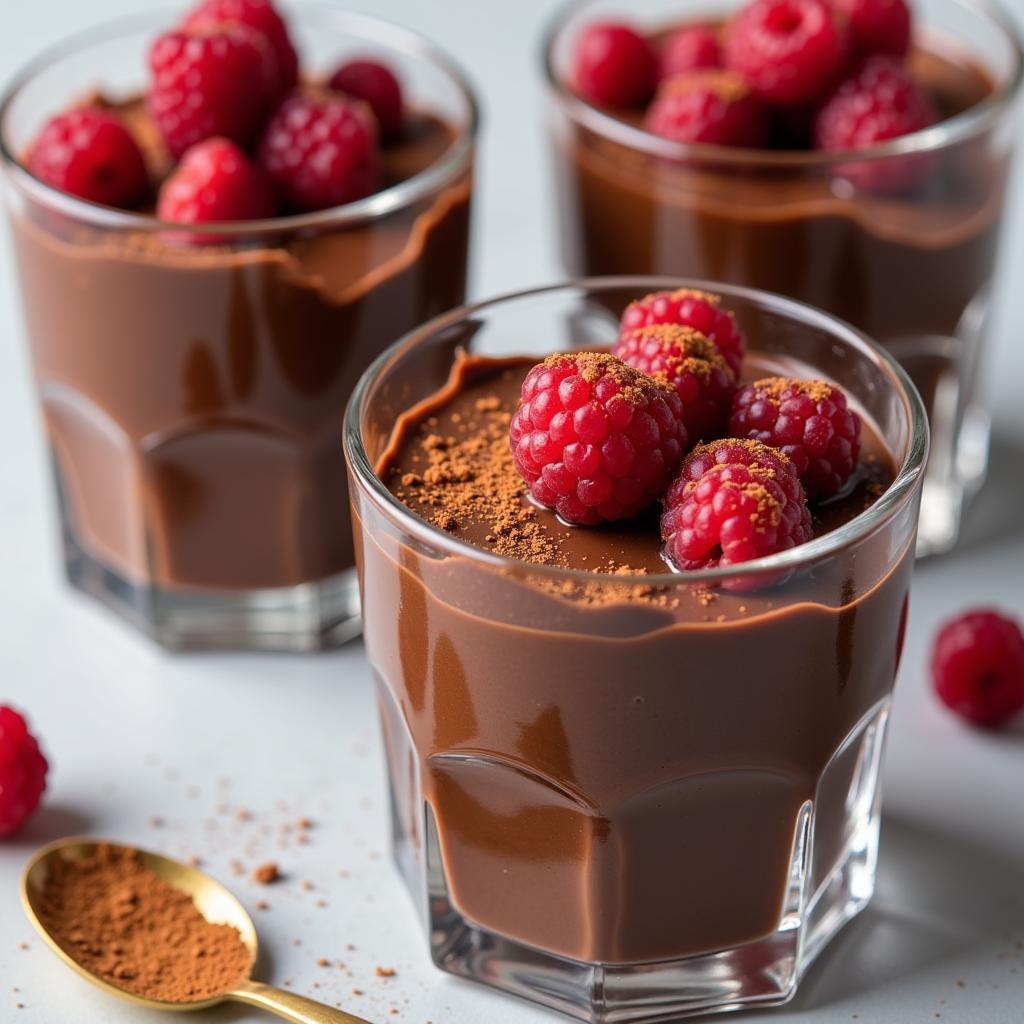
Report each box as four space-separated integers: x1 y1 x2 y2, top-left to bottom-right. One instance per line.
658 26 723 78
835 0 912 57
329 60 405 142
661 438 813 570
509 352 688 526
620 288 747 377
573 21 659 108
729 376 862 499
614 324 737 443
645 70 767 148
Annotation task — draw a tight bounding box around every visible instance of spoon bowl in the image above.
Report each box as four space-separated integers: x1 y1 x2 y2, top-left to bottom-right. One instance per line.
22 837 373 1023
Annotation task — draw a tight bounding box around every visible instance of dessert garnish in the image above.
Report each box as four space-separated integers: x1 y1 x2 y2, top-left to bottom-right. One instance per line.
660 438 812 569
615 324 737 442
835 0 911 57
572 21 658 108
510 352 688 525
644 70 767 147
658 25 722 78
931 609 1024 728
0 705 48 837
328 60 406 142
729 376 862 498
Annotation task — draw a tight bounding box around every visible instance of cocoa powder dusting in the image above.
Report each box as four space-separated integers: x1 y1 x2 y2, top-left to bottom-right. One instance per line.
627 324 733 384
753 376 835 404
36 844 252 1003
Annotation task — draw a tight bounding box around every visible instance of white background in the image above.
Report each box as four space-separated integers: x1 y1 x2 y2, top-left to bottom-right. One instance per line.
2 1 1024 1023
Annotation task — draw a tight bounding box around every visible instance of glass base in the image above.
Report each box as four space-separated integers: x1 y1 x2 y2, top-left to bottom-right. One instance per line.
62 520 362 652
389 703 890 1022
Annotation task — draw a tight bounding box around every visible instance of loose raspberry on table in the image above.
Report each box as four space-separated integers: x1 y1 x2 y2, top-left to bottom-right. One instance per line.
509 352 688 525
26 109 148 208
835 0 912 57
729 376 861 499
157 137 276 227
620 288 747 377
258 92 380 213
659 26 722 78
148 25 276 159
645 70 767 148
615 324 737 443
661 438 812 569
329 60 405 142
724 0 847 107
931 609 1024 728
0 706 48 838
182 0 299 97
573 22 658 108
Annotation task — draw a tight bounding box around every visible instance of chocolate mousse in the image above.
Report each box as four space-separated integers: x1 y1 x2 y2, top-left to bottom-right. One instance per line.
360 343 911 965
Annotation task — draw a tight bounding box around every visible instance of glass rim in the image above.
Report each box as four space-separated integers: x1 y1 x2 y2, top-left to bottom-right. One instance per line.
344 276 930 588
0 2 480 236
541 0 1024 169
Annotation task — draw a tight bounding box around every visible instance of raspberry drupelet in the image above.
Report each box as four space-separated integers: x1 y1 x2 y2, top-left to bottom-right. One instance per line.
729 376 861 499
932 609 1024 728
614 324 737 443
661 438 812 570
510 352 688 526
0 706 48 837
645 70 767 148
620 288 747 377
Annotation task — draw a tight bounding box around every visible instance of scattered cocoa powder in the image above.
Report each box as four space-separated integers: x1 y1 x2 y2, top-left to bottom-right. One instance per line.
625 324 733 385
35 844 252 1003
752 376 835 404
375 966 396 978
251 862 280 885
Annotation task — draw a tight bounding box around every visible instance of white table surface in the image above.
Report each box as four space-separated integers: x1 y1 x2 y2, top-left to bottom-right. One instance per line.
2 2 1024 1022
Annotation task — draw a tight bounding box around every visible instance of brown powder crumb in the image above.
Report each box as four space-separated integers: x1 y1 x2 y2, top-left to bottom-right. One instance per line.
625 324 732 384
353 988 364 996
753 376 835 404
36 844 252 1003
149 816 165 829
317 958 331 967
236 809 253 822
297 817 313 830
301 880 315 892
255 900 269 911
18 943 29 951
251 863 280 885
375 967 396 978
474 395 501 412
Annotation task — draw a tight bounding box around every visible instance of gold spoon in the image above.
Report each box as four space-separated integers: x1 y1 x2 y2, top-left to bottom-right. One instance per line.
22 838 374 1024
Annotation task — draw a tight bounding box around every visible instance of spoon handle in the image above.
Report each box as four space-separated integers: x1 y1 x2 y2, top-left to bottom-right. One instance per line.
229 980 375 1024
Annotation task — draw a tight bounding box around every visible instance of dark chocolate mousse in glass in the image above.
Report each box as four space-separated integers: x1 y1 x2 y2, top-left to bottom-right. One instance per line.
346 279 928 1022
545 0 1021 556
0 4 476 650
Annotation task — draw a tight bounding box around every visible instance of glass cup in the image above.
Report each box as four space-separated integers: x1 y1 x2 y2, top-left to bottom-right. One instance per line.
0 6 477 650
544 0 1021 557
345 279 928 1022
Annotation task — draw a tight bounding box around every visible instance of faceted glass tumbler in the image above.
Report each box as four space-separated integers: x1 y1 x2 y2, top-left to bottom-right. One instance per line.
0 6 477 650
345 280 929 1022
544 0 1022 557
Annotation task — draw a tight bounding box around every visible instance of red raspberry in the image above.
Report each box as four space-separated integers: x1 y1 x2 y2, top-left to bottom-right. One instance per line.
509 352 688 525
620 288 747 377
932 609 1024 728
258 92 380 213
182 0 299 96
329 60 404 143
573 22 658 108
661 438 812 569
0 706 48 837
148 25 275 159
814 57 936 192
724 0 847 107
615 324 737 443
157 138 275 229
645 70 767 148
659 26 722 78
835 0 911 57
729 376 861 500
26 109 147 208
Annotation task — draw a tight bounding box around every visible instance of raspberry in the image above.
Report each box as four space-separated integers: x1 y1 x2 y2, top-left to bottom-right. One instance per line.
931 610 1024 728
182 0 299 97
620 288 747 377
729 376 861 499
148 25 275 159
835 0 911 57
509 352 688 525
573 22 658 108
0 706 48 837
329 60 404 143
659 26 722 79
157 138 276 229
26 109 147 208
814 57 936 192
661 438 812 569
615 324 737 443
645 70 767 148
258 92 380 213
724 0 847 107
